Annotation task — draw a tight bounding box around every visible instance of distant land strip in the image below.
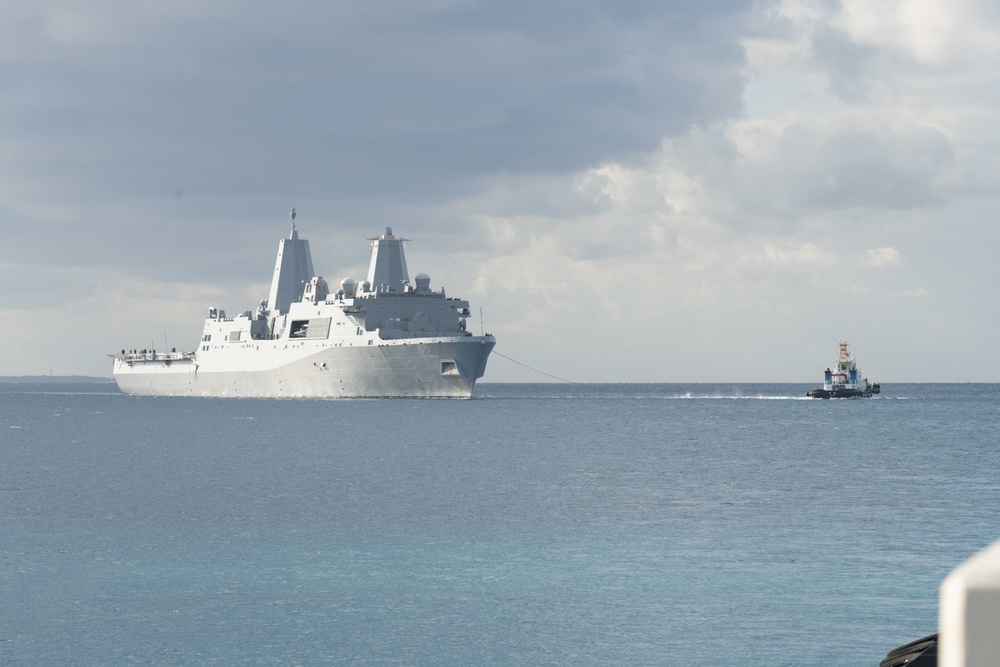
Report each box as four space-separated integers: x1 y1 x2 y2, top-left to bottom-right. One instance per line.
0 376 113 383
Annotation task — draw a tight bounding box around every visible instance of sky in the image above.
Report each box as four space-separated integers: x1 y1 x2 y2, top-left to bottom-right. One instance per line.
3 0 1000 382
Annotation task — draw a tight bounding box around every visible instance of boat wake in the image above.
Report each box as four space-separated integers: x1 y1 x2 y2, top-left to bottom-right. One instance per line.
667 394 814 400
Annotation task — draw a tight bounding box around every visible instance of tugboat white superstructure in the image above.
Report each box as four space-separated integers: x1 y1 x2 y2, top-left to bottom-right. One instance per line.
110 213 495 398
806 341 880 399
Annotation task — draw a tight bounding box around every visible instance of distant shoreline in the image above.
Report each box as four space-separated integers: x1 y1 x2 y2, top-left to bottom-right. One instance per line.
0 378 994 385
0 376 113 383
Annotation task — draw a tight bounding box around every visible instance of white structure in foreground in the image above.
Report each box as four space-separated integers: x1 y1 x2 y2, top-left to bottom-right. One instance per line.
110 216 495 398
940 539 1000 667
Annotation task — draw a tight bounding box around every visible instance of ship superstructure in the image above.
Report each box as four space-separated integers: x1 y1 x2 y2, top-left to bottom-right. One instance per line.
806 341 880 399
111 214 495 398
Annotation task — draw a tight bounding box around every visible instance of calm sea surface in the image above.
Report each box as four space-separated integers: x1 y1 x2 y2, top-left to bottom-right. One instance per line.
2 382 998 666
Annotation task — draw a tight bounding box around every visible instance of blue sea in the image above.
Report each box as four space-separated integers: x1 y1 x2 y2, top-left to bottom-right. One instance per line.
2 382 998 666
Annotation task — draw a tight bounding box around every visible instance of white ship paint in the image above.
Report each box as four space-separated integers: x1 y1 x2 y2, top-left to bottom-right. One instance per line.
111 214 495 398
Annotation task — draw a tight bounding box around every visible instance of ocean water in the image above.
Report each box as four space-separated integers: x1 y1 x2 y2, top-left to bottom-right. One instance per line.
2 382 998 666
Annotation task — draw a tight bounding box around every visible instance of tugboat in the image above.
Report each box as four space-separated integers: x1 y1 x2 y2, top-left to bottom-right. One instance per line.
806 341 880 399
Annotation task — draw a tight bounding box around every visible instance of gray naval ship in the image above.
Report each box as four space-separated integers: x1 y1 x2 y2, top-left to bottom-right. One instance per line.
111 212 495 398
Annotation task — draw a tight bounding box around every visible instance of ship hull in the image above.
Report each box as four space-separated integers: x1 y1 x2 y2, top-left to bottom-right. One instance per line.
113 337 495 398
806 387 874 399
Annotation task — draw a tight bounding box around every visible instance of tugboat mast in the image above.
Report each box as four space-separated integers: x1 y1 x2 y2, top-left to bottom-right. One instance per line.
838 340 851 366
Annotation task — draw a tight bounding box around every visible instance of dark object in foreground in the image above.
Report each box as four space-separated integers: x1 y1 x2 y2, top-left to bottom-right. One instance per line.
879 633 937 667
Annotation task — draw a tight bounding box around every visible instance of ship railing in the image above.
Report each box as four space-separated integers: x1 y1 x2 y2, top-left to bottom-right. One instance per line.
111 351 195 361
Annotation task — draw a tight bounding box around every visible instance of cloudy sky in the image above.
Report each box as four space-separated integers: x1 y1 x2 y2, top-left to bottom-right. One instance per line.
3 0 999 382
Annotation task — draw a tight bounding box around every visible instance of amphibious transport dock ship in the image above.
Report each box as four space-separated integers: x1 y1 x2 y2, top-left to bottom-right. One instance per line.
806 340 880 399
111 213 495 398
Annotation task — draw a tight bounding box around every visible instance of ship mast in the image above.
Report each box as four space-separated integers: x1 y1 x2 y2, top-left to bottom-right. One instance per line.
366 227 411 292
838 340 851 365
266 208 315 315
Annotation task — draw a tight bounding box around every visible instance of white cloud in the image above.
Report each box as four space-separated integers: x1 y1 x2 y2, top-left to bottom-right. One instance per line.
864 247 903 267
895 287 930 297
752 242 836 269
834 0 1000 68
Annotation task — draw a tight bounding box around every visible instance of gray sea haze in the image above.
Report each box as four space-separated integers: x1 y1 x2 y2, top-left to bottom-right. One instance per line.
2 383 998 666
